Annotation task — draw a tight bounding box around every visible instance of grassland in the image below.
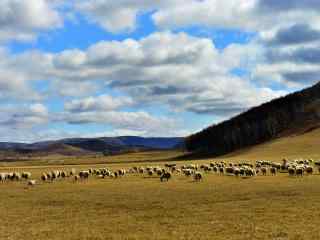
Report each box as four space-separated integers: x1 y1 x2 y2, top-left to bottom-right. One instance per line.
1 129 320 240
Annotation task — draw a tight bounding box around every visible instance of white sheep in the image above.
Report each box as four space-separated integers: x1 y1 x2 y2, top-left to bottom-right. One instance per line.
22 172 32 180
194 172 203 181
41 173 47 181
0 173 7 182
28 180 37 186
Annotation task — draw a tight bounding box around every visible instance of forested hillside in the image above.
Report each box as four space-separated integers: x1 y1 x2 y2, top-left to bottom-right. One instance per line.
185 82 320 156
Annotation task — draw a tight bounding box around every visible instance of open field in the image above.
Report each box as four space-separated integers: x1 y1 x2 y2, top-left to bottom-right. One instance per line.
0 150 183 168
2 166 320 240
1 129 320 240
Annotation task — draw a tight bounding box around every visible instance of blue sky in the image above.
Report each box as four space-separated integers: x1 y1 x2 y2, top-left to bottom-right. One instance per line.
0 0 318 142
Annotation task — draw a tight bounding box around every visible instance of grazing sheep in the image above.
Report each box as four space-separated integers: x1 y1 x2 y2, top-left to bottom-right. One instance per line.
41 173 47 181
46 172 52 180
147 170 153 176
239 168 246 176
7 173 14 181
183 169 193 177
51 171 57 180
225 167 234 175
160 172 171 182
61 171 67 178
272 163 281 170
314 161 320 167
200 164 209 170
281 159 289 172
0 173 6 182
170 166 177 172
27 180 36 186
79 171 89 179
16 173 22 181
70 168 76 176
22 172 31 180
270 167 277 176
156 169 163 176
288 167 296 176
194 172 203 181
118 169 126 177
261 167 267 176
296 167 304 177
233 167 240 177
305 166 313 175
245 168 256 177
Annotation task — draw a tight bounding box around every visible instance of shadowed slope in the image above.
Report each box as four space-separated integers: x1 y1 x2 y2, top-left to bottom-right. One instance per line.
185 82 320 156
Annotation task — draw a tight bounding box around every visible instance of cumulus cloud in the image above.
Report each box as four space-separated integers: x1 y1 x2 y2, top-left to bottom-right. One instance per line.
72 0 320 90
0 31 283 117
266 24 320 46
254 26 320 87
0 103 49 129
74 0 175 33
60 110 177 131
74 1 320 34
45 32 282 116
0 0 62 42
0 49 51 101
0 100 185 141
64 95 133 112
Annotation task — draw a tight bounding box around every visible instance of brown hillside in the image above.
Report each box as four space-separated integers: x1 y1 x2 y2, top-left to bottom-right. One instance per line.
223 127 320 161
185 82 320 156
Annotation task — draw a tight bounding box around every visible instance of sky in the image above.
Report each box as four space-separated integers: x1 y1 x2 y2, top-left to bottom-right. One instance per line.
0 0 319 142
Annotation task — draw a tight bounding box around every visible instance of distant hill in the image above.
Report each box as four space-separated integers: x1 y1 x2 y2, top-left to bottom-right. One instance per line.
185 81 320 156
0 136 183 157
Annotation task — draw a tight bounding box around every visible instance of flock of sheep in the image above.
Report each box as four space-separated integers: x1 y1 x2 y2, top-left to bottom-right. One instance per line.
0 158 319 186
0 171 34 185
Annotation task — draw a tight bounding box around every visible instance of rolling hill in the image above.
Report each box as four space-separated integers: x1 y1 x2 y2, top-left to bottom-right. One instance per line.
221 127 320 161
185 81 320 157
0 136 183 157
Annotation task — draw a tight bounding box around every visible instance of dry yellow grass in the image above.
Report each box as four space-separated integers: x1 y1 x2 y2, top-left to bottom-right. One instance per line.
1 129 320 240
0 150 182 168
222 128 320 162
1 170 320 240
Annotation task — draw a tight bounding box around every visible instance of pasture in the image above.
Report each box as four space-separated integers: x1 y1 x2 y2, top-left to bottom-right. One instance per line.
1 154 320 240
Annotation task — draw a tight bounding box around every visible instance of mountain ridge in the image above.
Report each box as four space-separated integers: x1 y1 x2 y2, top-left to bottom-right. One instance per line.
0 136 183 157
185 81 320 156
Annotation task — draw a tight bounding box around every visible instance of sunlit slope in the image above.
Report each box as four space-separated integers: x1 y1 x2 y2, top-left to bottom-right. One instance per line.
186 82 320 157
223 127 320 161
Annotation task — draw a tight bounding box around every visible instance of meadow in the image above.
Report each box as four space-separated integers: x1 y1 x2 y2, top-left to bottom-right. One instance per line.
1 130 320 240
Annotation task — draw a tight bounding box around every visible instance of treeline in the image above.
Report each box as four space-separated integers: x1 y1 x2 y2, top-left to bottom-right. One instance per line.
185 82 320 156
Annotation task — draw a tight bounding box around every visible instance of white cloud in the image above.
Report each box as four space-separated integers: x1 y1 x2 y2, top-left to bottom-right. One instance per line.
74 0 175 33
71 0 320 91
0 31 283 117
0 0 62 42
0 103 49 129
74 0 320 34
65 94 133 112
49 32 282 115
